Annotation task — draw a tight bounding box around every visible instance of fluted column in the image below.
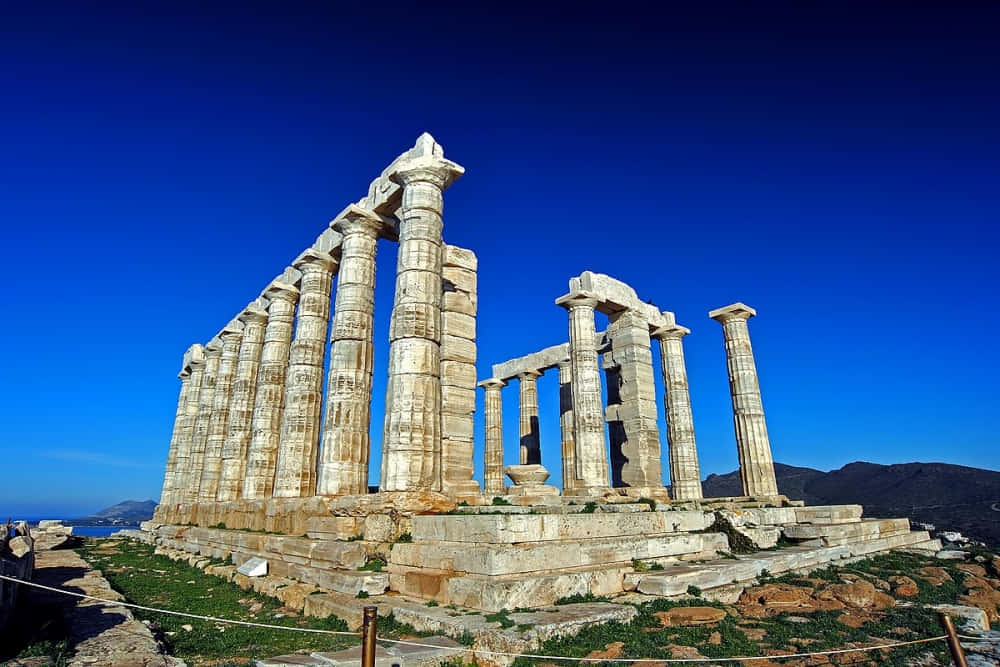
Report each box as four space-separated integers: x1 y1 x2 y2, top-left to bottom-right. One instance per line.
184 340 222 503
274 250 337 498
160 349 197 505
518 370 542 465
709 302 778 497
555 291 608 491
217 304 269 502
478 378 506 494
199 322 244 502
318 207 383 496
170 349 205 505
381 154 464 492
557 360 577 492
652 324 703 500
243 282 299 500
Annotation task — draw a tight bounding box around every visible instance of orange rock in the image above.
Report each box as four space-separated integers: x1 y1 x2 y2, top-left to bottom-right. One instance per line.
836 613 867 628
872 592 896 610
585 642 624 660
958 563 987 577
742 627 767 640
889 575 919 597
918 566 953 586
708 631 722 645
826 580 881 608
664 644 706 660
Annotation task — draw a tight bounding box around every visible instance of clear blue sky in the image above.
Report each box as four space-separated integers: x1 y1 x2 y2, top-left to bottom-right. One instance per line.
2 3 997 517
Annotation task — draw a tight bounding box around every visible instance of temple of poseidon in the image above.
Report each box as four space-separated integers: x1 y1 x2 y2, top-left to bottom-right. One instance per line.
141 134 940 657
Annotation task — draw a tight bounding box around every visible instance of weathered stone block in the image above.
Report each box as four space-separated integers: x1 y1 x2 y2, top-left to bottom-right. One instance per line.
442 290 476 316
443 245 477 271
443 266 477 293
440 361 476 388
441 311 476 341
440 334 476 364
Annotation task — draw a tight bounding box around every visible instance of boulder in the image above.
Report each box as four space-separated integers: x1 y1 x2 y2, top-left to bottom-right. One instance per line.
889 575 919 597
654 606 727 626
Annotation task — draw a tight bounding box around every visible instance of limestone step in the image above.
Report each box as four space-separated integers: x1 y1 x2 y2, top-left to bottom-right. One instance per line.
411 510 713 544
435 564 630 611
287 565 389 596
630 529 933 596
302 592 394 630
784 518 910 544
255 635 464 667
792 505 863 525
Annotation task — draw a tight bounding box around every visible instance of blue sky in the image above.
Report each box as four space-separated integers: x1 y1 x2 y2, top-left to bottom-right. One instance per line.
1 3 997 517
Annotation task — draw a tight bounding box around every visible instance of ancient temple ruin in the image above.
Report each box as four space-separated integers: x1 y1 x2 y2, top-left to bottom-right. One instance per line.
147 135 940 632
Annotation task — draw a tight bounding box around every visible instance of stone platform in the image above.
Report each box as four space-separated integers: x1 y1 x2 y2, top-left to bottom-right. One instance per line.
144 500 941 616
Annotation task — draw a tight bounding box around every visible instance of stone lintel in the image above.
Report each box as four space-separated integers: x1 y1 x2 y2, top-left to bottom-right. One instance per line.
312 227 344 256
651 324 691 340
477 378 507 390
492 343 569 381
709 302 757 322
569 271 674 329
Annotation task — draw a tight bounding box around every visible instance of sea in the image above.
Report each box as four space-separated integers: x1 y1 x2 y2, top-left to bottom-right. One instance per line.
20 520 135 538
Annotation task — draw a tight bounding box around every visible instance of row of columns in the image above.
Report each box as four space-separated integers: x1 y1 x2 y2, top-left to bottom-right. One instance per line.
161 148 470 506
478 300 777 500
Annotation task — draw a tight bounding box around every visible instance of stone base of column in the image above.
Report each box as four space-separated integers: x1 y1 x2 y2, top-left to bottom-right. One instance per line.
443 480 483 503
610 485 672 503
561 486 617 498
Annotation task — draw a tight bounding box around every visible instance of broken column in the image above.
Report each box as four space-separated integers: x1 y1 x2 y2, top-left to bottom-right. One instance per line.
517 370 542 465
317 207 383 497
709 302 779 497
242 280 300 500
604 309 665 497
183 338 222 503
160 344 204 505
652 324 703 501
555 291 609 492
440 245 481 496
199 320 245 502
217 303 269 502
381 149 464 492
274 249 337 498
478 378 506 495
557 359 577 492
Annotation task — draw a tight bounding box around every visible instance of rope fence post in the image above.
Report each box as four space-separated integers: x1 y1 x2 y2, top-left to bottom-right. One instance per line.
362 605 378 667
938 612 969 667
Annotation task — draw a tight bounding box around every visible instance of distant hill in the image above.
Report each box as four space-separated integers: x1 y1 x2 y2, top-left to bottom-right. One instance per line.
702 461 1000 550
73 499 157 525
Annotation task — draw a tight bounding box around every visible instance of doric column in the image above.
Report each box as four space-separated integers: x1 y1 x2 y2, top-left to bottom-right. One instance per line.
160 344 203 505
478 378 506 495
709 302 778 497
170 348 205 505
555 291 609 491
652 324 703 501
381 153 464 492
242 281 299 500
184 339 222 504
274 250 337 498
605 309 664 494
517 370 542 465
217 304 269 502
199 321 245 502
557 360 577 492
318 206 383 496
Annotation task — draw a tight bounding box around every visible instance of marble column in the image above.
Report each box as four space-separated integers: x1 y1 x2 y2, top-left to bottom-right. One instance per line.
557 360 577 492
199 321 245 502
274 250 337 498
605 309 664 493
184 339 222 504
170 348 205 505
217 304 269 502
555 291 609 491
709 302 778 497
381 154 464 492
518 370 542 465
318 206 382 496
652 324 703 501
243 281 299 500
160 346 200 506
478 378 506 495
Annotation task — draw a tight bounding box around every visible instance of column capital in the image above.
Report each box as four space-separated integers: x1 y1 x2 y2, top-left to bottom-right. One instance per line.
555 290 600 310
219 320 245 339
293 248 338 273
205 336 224 354
652 324 691 340
477 378 507 390
264 280 299 303
238 304 269 325
177 368 191 380
709 302 756 322
331 204 387 238
518 369 543 381
390 155 465 190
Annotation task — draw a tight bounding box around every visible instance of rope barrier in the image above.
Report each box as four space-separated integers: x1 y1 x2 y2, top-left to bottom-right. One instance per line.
0 572 974 663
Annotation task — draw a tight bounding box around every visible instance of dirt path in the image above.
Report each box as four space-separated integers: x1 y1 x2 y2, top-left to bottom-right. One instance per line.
18 547 184 666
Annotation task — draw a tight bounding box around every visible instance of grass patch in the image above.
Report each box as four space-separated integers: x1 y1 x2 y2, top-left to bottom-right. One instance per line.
359 556 386 572
485 609 515 628
395 532 413 543
75 538 353 663
553 592 611 605
491 497 511 506
581 501 598 514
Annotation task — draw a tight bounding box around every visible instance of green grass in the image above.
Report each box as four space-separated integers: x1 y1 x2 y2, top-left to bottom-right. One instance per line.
76 539 354 663
484 609 515 628
359 556 386 572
